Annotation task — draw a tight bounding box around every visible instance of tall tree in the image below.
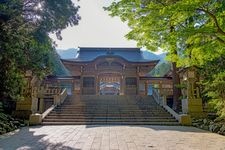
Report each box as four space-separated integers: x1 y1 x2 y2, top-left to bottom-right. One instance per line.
0 0 80 102
106 0 225 113
106 0 183 110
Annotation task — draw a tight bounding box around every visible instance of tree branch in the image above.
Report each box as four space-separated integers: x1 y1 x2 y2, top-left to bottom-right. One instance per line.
215 36 225 44
198 8 225 36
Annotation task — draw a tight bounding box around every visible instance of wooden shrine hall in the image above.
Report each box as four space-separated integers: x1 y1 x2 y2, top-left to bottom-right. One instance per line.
56 47 173 96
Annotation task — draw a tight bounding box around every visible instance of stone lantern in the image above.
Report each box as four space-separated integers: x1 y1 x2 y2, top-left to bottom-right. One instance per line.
181 67 203 117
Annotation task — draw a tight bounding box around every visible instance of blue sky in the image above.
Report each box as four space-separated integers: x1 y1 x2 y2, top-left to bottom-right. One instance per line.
50 0 137 49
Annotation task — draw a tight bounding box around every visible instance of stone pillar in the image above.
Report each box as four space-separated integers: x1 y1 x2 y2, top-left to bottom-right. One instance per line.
39 98 44 113
29 113 42 125
162 95 167 106
31 97 38 113
181 67 203 118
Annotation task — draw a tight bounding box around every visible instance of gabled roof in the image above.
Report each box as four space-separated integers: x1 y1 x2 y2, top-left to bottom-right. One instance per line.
62 47 159 63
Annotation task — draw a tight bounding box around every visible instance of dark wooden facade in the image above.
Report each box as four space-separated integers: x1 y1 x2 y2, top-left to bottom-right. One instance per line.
61 47 159 95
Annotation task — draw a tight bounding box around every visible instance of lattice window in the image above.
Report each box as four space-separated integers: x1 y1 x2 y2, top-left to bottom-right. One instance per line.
83 77 95 88
125 77 137 88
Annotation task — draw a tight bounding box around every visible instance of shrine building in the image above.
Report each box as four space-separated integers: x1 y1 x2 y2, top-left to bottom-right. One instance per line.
61 47 160 95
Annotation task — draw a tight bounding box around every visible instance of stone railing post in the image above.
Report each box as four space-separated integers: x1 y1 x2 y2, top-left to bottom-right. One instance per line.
30 87 68 125
53 95 60 106
152 88 192 125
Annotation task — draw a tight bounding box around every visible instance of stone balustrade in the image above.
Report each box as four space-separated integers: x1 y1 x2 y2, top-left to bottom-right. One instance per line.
152 88 191 125
29 87 68 125
53 88 67 106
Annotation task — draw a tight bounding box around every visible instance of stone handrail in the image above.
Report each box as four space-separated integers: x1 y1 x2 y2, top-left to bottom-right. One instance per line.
152 88 162 105
29 88 68 125
54 88 67 106
152 88 191 125
43 88 67 118
41 105 55 120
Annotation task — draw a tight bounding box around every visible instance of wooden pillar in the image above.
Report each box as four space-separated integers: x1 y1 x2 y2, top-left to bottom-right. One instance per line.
136 66 140 95
80 66 83 95
136 76 139 95
96 75 99 95
120 76 123 95
80 77 83 95
121 75 125 95
72 80 76 95
145 81 148 96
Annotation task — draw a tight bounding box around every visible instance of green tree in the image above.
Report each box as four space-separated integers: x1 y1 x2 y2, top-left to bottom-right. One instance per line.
106 0 225 111
199 56 225 119
0 0 80 104
106 0 183 110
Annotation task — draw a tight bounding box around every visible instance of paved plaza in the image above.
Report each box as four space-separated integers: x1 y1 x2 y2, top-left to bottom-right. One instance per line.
0 125 225 150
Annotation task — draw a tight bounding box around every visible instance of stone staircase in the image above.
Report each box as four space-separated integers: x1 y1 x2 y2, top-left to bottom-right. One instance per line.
42 95 179 125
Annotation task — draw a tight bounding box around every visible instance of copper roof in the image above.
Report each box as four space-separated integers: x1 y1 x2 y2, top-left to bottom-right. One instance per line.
62 47 159 63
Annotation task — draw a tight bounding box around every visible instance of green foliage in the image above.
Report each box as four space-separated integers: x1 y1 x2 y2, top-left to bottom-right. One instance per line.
106 0 225 67
0 112 26 135
106 0 225 117
0 61 25 100
0 0 80 102
200 58 225 119
175 83 187 89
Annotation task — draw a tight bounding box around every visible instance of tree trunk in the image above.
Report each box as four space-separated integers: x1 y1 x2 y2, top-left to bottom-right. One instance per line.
171 62 181 111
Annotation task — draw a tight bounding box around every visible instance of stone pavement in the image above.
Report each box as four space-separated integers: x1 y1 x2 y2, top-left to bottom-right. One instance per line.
0 125 225 150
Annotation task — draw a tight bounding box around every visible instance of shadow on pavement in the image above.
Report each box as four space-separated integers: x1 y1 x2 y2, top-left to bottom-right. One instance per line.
0 126 80 150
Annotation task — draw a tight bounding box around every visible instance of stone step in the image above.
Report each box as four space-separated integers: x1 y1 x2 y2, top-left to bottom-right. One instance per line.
56 105 163 108
55 107 163 110
46 114 172 118
45 116 174 120
49 111 172 116
43 118 177 122
42 121 180 125
42 95 179 126
55 107 164 110
63 101 158 104
53 110 165 112
54 109 165 112
45 115 174 119
63 104 158 107
53 107 166 110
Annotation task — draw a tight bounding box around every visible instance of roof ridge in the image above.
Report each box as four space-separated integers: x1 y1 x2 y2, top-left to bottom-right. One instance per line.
79 47 140 51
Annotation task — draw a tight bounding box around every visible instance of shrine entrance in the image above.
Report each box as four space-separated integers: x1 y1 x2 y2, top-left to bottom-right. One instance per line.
99 73 121 95
61 47 161 95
